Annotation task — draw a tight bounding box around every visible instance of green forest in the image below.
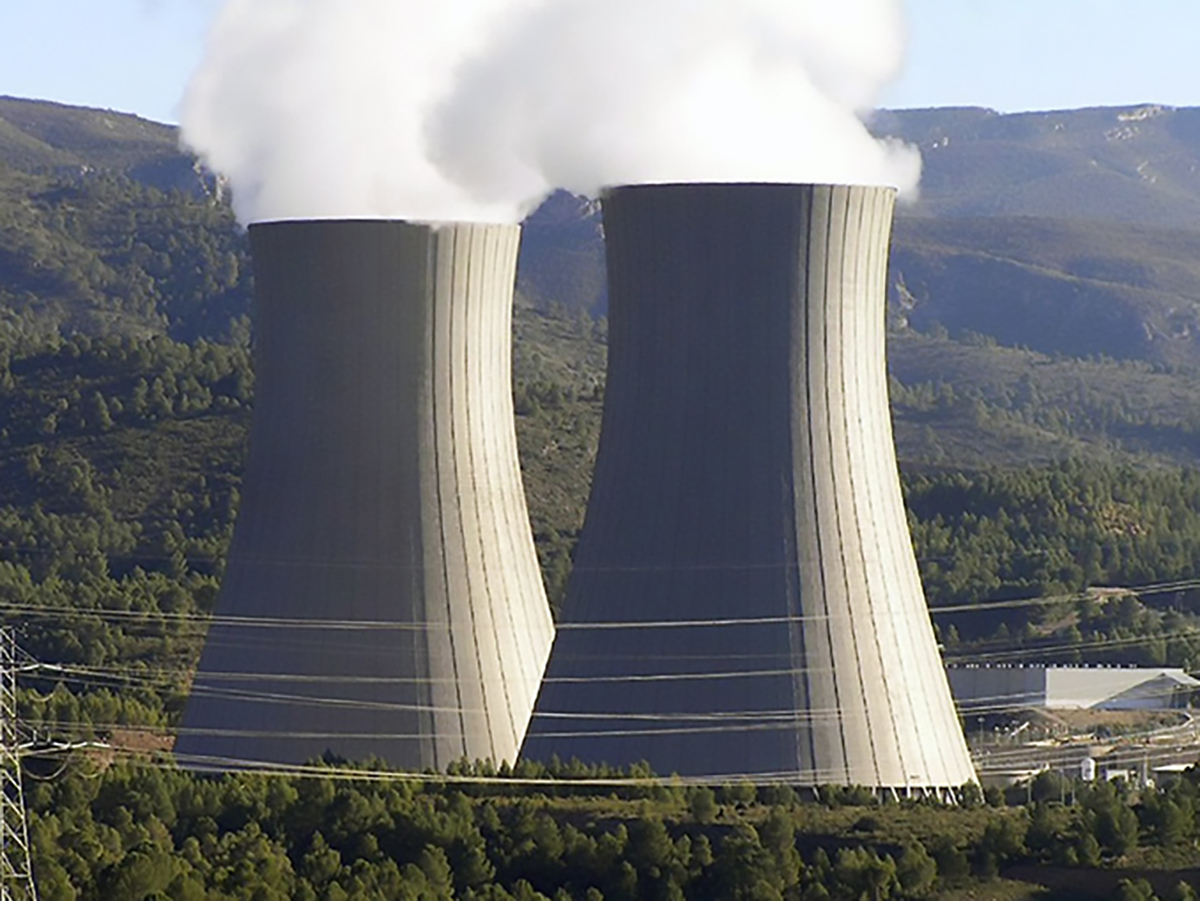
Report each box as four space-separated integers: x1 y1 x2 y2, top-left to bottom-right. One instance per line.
4 310 1200 898
4 99 1200 896
24 756 1200 901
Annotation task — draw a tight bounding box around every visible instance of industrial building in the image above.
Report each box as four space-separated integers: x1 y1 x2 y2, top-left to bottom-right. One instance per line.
522 183 976 790
178 220 554 770
948 666 1200 712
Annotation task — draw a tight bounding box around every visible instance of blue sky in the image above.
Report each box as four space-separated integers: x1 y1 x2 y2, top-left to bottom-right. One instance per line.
1 0 1196 124
883 0 1199 113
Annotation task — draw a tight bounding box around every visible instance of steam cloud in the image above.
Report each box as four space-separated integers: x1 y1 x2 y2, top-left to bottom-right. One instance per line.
183 0 919 224
181 0 520 223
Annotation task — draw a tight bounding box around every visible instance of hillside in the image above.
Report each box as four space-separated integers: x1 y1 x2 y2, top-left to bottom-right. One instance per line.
6 95 1200 373
6 96 1198 226
890 216 1200 368
521 198 1200 369
5 96 1200 626
873 104 1200 227
0 98 247 342
522 108 1200 375
0 95 204 192
9 98 1200 901
4 96 1200 492
521 107 1200 376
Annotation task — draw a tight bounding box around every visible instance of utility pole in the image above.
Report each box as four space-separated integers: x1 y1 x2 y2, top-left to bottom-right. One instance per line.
0 627 36 901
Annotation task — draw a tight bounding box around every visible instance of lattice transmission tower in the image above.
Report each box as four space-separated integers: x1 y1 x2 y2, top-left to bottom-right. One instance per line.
0 626 36 901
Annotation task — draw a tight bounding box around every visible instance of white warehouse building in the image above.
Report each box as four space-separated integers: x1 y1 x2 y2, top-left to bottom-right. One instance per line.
947 666 1200 713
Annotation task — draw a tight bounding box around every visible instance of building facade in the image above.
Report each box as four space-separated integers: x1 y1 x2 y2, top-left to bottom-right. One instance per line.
949 666 1200 712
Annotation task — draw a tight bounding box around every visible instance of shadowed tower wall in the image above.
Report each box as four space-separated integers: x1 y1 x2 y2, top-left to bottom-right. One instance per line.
179 220 554 770
523 183 975 789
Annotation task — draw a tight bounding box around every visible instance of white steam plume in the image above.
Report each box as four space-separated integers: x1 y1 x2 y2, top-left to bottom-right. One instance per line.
181 0 524 223
428 0 920 212
183 0 918 224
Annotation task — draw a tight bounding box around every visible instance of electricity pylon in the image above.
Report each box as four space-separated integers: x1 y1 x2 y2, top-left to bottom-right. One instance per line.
0 627 36 901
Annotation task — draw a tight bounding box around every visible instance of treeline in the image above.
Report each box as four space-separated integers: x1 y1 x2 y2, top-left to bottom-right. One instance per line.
27 760 932 900
1 332 252 442
0 169 251 341
892 372 1200 459
0 335 245 736
908 460 1200 608
9 332 1200 744
8 566 215 733
0 333 248 584
938 587 1200 671
511 378 603 610
907 460 1200 662
26 759 1200 900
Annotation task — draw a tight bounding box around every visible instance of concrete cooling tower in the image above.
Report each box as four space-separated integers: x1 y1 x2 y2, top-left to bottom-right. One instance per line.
178 220 554 770
523 183 975 791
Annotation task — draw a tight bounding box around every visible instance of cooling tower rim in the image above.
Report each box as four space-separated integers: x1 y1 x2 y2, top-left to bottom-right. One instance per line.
599 181 898 198
247 217 521 232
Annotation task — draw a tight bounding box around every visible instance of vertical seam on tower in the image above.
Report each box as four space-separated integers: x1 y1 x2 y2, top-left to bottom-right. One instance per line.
851 190 906 788
420 224 444 767
490 225 540 723
507 225 548 728
453 226 494 763
790 188 817 783
825 187 880 785
864 194 920 782
431 230 469 764
364 223 377 745
496 225 530 754
477 226 518 757
870 191 913 787
463 226 502 762
877 188 935 788
870 190 945 786
412 225 436 768
808 189 849 784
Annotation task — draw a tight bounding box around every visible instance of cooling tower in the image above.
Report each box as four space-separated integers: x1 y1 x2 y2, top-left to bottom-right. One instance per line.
178 220 554 770
523 183 975 790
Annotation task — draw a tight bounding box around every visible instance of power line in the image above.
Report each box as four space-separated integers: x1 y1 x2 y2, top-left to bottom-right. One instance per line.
3 573 1198 635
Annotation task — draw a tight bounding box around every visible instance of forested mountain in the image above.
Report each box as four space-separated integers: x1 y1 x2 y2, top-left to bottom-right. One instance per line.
891 217 1200 368
2 94 1200 616
8 96 1198 224
0 96 205 192
0 98 245 342
7 91 1200 901
874 104 1200 227
6 96 1200 368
